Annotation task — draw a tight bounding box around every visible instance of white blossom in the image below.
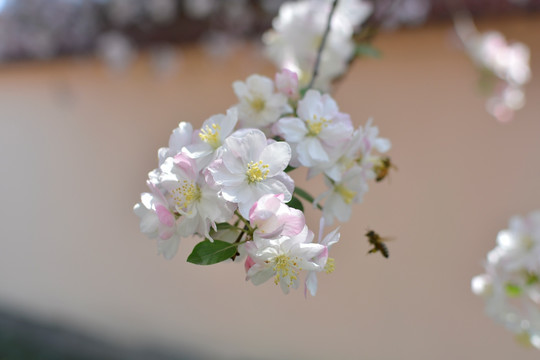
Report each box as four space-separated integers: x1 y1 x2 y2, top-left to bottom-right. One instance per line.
233 74 290 129
208 129 293 217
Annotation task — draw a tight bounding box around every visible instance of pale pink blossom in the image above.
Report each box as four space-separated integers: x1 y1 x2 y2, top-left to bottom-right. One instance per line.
275 69 299 100
249 193 305 239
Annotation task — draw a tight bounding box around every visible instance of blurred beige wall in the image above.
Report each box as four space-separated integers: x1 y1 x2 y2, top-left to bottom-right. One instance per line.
1 14 539 359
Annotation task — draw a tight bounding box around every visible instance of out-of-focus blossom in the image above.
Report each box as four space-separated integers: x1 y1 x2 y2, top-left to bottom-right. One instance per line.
472 211 540 348
460 25 531 122
375 0 431 29
263 0 372 90
233 74 291 129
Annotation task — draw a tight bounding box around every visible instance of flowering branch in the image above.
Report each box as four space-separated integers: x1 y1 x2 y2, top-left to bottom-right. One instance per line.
306 0 339 90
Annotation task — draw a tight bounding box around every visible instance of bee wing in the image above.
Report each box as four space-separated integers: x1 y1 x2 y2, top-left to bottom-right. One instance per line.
379 236 395 242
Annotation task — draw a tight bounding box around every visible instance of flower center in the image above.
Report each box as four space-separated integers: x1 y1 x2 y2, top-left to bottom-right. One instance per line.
199 123 221 149
324 258 335 274
246 160 269 183
273 254 299 286
248 96 266 113
306 115 330 136
171 180 201 210
335 184 356 204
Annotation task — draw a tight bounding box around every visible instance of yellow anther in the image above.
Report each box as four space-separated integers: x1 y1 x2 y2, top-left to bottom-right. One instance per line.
171 182 201 210
325 258 335 274
306 116 330 136
246 160 269 183
248 97 266 113
199 123 221 149
273 254 299 286
335 184 356 204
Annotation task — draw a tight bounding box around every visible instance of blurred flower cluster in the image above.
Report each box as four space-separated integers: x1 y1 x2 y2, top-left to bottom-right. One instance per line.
263 0 372 90
134 67 391 295
0 0 283 63
469 31 531 122
461 26 531 122
472 211 540 347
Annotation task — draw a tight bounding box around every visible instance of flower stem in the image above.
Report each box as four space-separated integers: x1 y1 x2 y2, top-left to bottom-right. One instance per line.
306 0 339 90
235 210 255 233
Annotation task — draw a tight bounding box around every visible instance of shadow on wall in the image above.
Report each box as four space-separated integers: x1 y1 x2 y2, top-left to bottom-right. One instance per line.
0 305 213 360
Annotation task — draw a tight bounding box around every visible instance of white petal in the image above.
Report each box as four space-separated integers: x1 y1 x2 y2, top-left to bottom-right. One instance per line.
305 271 318 297
274 117 307 143
157 235 180 260
260 142 291 176
248 265 275 285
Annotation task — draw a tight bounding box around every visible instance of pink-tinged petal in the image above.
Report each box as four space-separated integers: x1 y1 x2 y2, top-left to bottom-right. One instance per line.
260 141 291 176
244 256 256 273
249 194 282 221
155 204 175 227
280 208 305 237
275 69 299 99
146 181 168 206
273 117 307 143
173 153 198 180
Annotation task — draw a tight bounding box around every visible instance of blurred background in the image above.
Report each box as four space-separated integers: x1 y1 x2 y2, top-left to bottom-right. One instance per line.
1 0 540 359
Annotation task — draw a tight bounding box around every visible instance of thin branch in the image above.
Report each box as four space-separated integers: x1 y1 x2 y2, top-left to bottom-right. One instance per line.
306 0 339 90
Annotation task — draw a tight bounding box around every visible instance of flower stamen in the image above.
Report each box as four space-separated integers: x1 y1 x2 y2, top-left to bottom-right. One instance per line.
171 180 201 210
246 160 269 183
199 123 221 149
335 184 356 204
306 115 330 136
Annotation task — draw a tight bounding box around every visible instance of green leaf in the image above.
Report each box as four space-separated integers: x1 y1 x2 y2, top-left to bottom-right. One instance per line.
526 272 539 286
187 239 239 265
214 222 234 231
505 283 522 297
287 196 304 212
355 43 381 59
284 165 296 173
294 187 323 210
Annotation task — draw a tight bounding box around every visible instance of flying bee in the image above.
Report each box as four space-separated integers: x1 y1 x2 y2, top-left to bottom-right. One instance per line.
365 230 392 258
373 156 396 182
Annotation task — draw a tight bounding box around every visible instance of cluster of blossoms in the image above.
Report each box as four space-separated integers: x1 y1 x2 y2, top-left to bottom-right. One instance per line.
134 68 391 295
465 30 531 122
472 211 540 347
263 0 373 90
